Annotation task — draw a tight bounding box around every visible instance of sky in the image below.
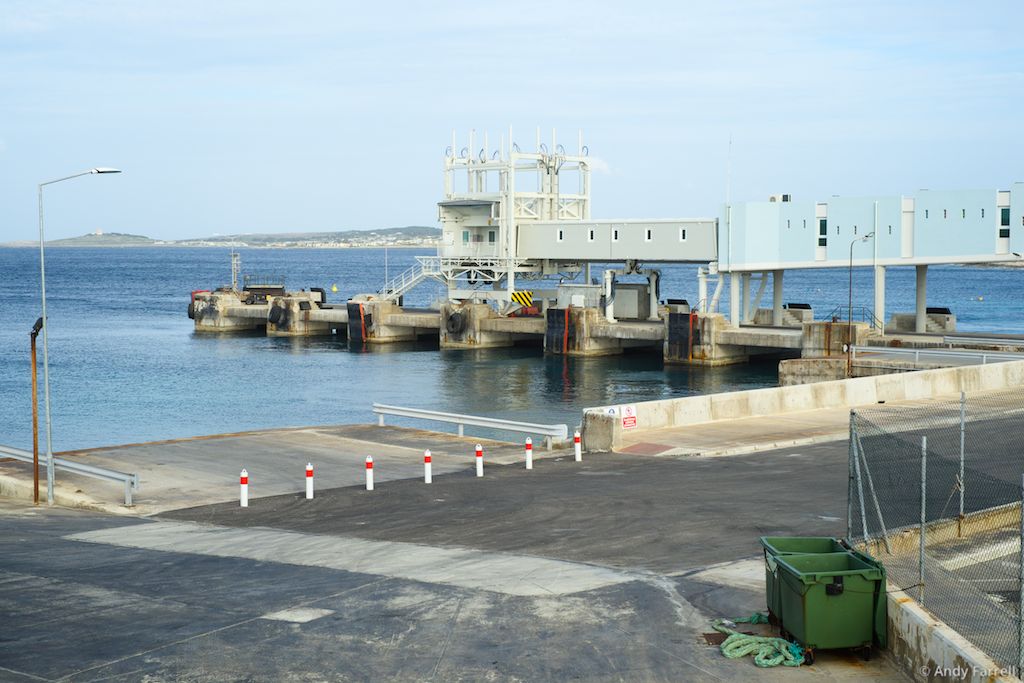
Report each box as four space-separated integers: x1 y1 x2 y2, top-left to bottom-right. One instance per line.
1 1 1022 241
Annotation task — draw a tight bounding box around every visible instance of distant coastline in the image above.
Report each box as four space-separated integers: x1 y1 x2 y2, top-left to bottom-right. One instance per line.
1 226 441 249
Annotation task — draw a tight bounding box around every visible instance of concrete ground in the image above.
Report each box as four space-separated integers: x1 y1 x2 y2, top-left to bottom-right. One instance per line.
0 440 906 681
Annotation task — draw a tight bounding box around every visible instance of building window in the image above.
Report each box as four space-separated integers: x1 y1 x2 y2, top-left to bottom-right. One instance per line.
818 237 827 247
982 208 985 219
925 209 929 219
1001 207 1011 226
488 230 496 243
588 228 595 242
1000 228 1011 238
613 229 619 242
557 229 564 243
803 219 807 229
888 225 892 235
943 209 947 219
787 219 791 229
853 225 858 235
462 230 470 244
962 209 966 219
645 228 652 242
679 228 687 242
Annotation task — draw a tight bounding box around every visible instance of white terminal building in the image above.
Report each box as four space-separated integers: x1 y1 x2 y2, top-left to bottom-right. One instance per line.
383 129 1021 336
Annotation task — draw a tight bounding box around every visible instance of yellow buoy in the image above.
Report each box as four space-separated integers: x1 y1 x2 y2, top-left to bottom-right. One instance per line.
331 284 338 293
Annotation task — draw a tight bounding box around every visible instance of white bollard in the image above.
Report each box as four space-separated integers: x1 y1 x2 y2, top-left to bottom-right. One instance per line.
525 437 533 470
475 443 484 477
574 431 582 462
424 449 432 484
240 469 249 507
305 462 314 500
365 456 374 491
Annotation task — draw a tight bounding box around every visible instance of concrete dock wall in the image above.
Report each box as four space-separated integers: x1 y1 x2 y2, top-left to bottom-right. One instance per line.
886 587 1018 683
581 359 1024 451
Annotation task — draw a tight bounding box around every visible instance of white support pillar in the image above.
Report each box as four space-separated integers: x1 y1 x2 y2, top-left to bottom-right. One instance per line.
647 270 660 321
874 265 886 332
772 269 784 326
740 273 751 324
604 270 616 323
697 267 707 314
730 272 741 326
915 264 928 333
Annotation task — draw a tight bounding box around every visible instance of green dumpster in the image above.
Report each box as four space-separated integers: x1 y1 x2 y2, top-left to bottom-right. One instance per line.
759 537 847 624
775 552 884 652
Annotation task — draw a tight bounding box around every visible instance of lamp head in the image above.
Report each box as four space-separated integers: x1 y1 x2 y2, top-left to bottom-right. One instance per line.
90 167 121 174
31 317 43 336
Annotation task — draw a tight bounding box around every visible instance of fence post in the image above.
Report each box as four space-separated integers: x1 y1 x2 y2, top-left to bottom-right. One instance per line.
919 435 927 605
959 391 966 538
1018 472 1023 678
850 414 870 543
848 410 855 542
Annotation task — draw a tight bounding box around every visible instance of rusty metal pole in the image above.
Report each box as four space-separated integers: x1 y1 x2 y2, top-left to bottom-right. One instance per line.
30 322 40 505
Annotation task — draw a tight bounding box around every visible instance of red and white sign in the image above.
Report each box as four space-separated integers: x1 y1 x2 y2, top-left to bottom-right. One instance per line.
621 404 638 430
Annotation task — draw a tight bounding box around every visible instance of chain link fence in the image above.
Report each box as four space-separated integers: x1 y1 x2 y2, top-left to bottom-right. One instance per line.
848 388 1024 674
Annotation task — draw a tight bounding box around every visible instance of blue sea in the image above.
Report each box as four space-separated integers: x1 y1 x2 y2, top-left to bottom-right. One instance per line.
1 246 1021 451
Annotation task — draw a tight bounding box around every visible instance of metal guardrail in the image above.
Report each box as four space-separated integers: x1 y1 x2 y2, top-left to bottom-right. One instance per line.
372 403 569 450
0 444 139 506
943 334 1024 347
852 346 1023 365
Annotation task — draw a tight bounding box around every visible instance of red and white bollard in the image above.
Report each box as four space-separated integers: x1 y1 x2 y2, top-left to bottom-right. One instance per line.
365 456 374 491
305 462 314 499
424 449 432 484
475 443 484 477
525 437 533 470
574 431 582 462
240 469 249 507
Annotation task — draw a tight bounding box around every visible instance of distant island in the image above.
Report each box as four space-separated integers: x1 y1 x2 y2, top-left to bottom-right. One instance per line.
1 226 441 249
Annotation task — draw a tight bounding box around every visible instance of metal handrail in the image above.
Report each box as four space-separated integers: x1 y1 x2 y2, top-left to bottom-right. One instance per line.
0 444 139 506
372 403 569 450
825 304 883 329
851 346 1022 365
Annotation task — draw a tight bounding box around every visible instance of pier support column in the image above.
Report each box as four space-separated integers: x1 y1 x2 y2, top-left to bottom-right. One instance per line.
546 307 624 356
729 272 741 327
647 270 660 321
772 270 784 326
915 265 928 333
874 265 886 332
740 273 751 324
439 302 516 349
664 312 748 366
267 295 333 337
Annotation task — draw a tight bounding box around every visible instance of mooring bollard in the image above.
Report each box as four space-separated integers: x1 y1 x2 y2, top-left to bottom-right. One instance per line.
365 456 374 491
424 449 432 484
475 443 484 477
305 462 314 500
525 437 533 470
240 469 249 507
574 431 582 462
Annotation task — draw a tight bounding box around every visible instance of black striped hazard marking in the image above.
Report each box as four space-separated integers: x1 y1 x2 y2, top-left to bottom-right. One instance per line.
510 291 533 307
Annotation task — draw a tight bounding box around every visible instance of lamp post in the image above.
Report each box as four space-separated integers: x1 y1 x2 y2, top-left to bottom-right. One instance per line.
30 317 43 505
38 167 121 504
847 232 875 377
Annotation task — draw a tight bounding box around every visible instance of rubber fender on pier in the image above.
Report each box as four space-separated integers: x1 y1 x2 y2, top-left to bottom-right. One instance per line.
446 311 467 335
268 304 288 327
187 302 195 320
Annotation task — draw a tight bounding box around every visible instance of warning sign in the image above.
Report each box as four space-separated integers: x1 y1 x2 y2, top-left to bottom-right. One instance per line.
622 404 638 430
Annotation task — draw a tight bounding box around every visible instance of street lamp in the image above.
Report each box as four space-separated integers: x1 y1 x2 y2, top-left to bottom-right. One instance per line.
847 231 875 377
38 167 121 504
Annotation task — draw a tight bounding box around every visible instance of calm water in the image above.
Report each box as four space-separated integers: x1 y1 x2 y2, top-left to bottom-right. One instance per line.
0 247 1021 450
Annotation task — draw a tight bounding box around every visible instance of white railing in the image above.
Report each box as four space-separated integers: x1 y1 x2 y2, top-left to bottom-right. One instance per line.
372 404 568 450
0 444 139 506
379 256 442 301
852 346 1022 365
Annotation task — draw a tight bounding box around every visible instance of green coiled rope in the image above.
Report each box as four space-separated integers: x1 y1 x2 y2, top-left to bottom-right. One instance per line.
712 613 805 668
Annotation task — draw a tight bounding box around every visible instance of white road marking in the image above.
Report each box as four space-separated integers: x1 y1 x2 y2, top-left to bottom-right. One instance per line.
683 558 765 591
938 538 1020 571
261 608 335 623
65 521 632 597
